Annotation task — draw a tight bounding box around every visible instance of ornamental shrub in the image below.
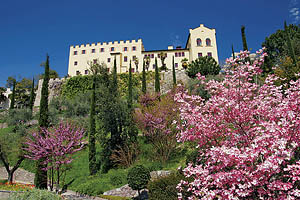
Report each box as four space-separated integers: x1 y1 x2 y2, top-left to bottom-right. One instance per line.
176 49 300 199
8 188 62 200
127 165 150 196
186 56 220 78
148 171 187 200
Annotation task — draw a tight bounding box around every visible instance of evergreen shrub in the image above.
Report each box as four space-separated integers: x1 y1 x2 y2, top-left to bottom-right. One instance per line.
127 165 150 194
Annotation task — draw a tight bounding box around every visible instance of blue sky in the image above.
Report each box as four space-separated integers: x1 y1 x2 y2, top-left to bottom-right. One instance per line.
0 0 297 87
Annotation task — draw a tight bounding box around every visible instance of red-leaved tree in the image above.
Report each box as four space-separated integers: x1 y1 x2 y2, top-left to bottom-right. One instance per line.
175 49 300 199
24 122 86 192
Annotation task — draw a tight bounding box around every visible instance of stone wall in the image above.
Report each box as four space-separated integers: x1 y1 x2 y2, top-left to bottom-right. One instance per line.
148 69 190 94
34 78 65 107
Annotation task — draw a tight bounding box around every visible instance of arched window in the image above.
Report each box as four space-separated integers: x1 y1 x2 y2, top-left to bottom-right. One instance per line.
206 38 211 46
196 38 202 46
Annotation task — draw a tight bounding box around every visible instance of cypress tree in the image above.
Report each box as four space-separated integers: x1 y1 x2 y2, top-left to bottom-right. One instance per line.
112 57 118 93
241 25 249 51
232 44 236 59
36 54 50 189
172 56 176 86
284 21 297 66
29 78 35 112
154 58 160 93
9 80 16 110
128 60 133 109
89 73 97 175
142 60 147 94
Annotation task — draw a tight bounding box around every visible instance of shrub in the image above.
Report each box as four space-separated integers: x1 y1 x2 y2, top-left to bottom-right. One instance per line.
148 171 187 200
5 108 32 127
127 165 150 196
8 188 62 200
186 56 220 78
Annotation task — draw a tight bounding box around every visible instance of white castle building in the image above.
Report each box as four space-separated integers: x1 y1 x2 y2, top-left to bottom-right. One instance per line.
68 24 219 76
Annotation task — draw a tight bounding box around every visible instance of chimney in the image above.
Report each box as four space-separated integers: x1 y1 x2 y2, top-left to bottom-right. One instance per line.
176 46 182 49
168 45 174 50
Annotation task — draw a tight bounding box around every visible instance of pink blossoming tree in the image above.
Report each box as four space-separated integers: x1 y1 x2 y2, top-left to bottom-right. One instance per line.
24 122 86 192
175 49 300 199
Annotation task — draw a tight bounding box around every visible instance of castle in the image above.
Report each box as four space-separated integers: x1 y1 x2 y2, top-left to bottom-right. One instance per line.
68 24 219 76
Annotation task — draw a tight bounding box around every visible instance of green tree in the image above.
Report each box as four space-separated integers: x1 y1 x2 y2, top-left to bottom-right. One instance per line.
88 63 99 176
241 25 248 51
284 21 297 66
232 44 236 59
36 54 50 189
127 165 151 198
128 60 133 109
262 23 300 65
29 78 35 112
111 57 118 94
142 60 147 94
154 58 160 93
172 56 176 86
9 80 16 110
186 56 220 78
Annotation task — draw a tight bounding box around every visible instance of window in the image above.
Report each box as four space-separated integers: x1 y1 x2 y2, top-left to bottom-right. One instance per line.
175 52 178 57
206 38 211 46
153 64 156 69
111 47 114 52
85 70 89 75
207 52 212 57
182 52 185 57
74 61 78 66
151 54 154 58
178 52 182 57
100 48 104 52
133 55 136 60
107 68 110 72
196 38 202 46
131 68 135 73
93 59 97 64
124 47 128 51
124 56 128 62
132 46 136 51
74 51 78 55
76 70 80 75
175 63 178 68
82 50 86 54
108 58 111 63
198 53 203 58
91 49 95 53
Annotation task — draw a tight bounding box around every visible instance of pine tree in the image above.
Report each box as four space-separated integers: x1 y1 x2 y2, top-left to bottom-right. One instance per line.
172 56 176 86
89 73 97 175
128 60 133 109
232 44 236 59
241 25 249 51
9 80 16 110
29 78 35 112
142 60 147 94
35 54 50 189
284 21 297 66
155 58 160 93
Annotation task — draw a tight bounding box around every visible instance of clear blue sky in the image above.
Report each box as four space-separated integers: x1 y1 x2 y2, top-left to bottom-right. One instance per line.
0 0 297 87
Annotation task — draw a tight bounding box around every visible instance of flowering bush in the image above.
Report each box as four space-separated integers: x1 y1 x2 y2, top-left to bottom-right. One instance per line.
175 49 300 199
24 122 86 191
135 91 180 163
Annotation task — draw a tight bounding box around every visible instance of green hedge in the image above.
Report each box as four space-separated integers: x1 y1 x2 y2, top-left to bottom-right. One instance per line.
61 72 155 99
148 171 186 200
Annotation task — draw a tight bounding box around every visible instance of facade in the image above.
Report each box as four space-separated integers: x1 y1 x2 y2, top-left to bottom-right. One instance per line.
68 24 219 76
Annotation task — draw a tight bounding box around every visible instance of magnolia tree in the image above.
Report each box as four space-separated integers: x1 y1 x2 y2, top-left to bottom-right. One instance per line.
24 122 86 192
175 49 300 199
